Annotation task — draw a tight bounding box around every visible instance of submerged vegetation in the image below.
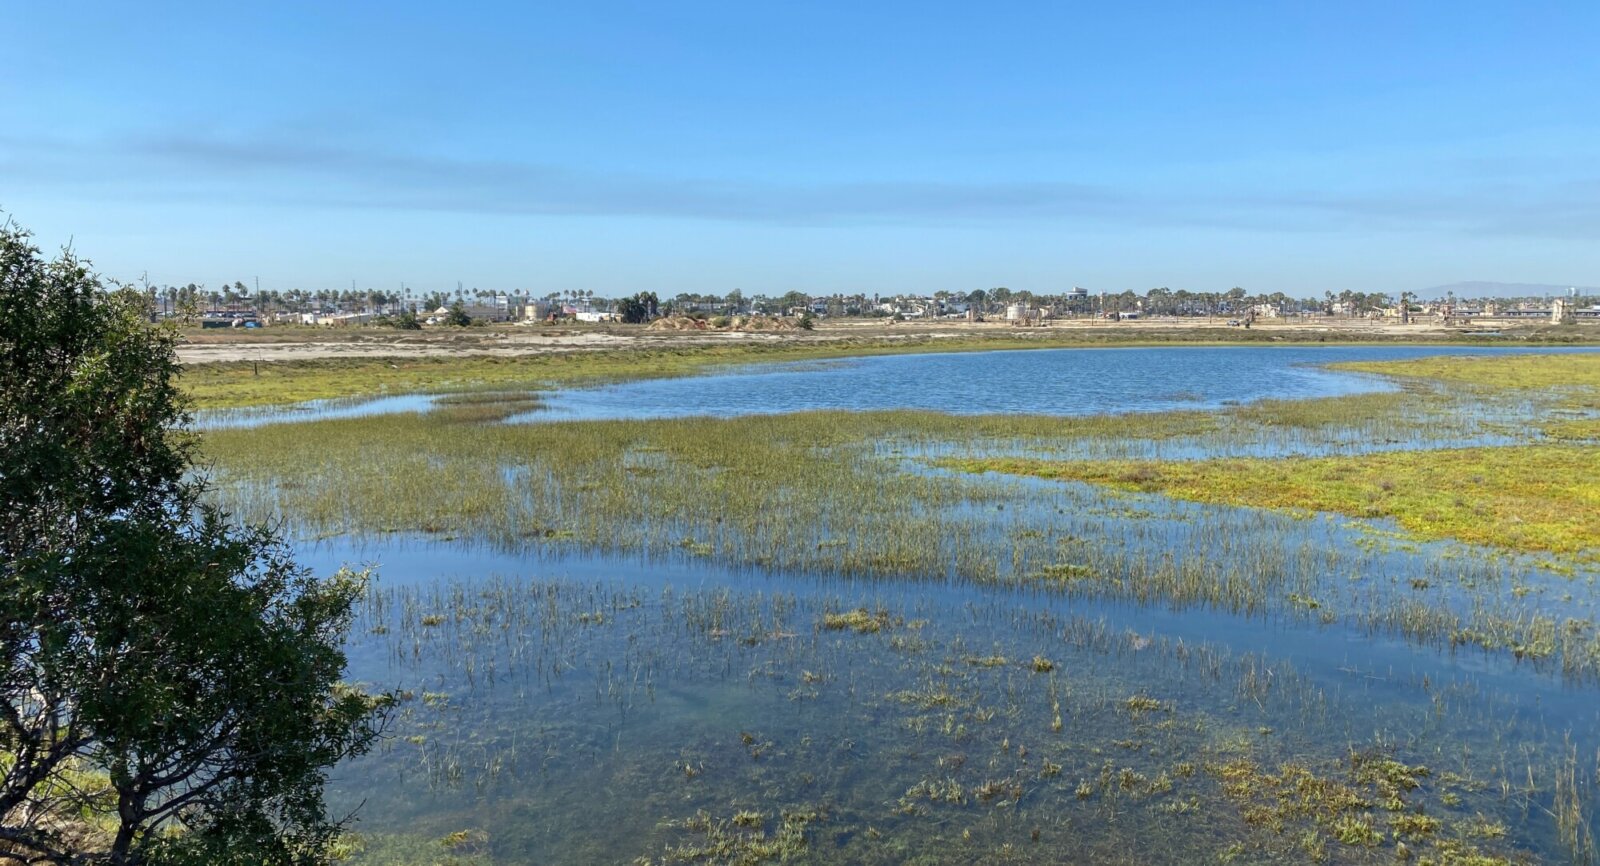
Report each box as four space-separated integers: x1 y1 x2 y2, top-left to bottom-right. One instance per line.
329 576 1594 865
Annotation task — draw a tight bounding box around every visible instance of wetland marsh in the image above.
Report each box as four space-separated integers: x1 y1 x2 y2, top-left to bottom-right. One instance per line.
195 345 1600 864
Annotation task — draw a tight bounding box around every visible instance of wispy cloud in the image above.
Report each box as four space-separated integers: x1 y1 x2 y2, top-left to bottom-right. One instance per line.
5 131 1600 238
1243 180 1600 240
7 133 1128 225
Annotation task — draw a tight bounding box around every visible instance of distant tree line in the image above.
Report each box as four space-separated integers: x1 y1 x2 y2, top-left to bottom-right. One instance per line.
136 276 1594 326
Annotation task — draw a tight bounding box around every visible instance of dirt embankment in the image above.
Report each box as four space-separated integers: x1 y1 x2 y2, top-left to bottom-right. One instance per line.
175 318 1594 365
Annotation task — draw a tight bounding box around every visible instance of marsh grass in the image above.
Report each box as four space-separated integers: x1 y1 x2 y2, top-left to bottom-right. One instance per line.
946 444 1600 564
336 576 1591 865
1332 353 1600 392
198 350 1600 861
205 381 1600 676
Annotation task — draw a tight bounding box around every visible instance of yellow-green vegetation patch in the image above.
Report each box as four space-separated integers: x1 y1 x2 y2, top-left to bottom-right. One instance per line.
1123 694 1169 718
643 806 824 864
944 444 1600 562
1332 351 1600 392
1209 753 1516 864
1230 392 1414 430
0 751 118 850
182 355 548 408
1543 417 1600 442
821 607 895 634
332 829 492 866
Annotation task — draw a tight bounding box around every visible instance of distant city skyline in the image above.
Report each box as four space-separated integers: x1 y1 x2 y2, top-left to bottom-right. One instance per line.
4 2 1598 295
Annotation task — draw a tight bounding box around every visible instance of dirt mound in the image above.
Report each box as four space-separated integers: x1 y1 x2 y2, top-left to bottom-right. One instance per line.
647 316 709 331
735 316 799 332
647 315 800 332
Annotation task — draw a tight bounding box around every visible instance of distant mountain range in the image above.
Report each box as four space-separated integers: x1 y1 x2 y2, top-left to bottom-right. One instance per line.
1419 281 1598 298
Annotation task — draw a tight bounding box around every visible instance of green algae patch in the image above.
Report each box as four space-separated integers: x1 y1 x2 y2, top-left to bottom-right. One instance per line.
944 445 1600 562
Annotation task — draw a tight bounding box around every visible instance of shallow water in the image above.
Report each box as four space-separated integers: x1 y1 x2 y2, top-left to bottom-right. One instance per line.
196 392 438 430
316 489 1600 863
226 343 1600 863
531 344 1596 422
197 344 1598 429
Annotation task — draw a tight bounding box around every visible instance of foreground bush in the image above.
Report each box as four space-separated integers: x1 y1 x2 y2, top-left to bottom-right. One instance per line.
0 220 387 865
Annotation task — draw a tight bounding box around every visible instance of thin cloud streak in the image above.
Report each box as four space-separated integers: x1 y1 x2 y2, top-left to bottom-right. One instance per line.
62 135 1128 225
5 132 1600 238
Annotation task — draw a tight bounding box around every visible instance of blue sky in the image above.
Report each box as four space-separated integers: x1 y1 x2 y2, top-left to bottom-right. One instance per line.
3 1 1598 296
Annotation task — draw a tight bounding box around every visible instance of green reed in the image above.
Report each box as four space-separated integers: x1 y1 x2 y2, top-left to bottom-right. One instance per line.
337 577 1595 865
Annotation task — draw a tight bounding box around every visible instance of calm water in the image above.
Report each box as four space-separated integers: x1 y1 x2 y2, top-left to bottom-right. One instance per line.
533 344 1596 421
326 533 1599 864
200 344 1598 429
304 527 1598 722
